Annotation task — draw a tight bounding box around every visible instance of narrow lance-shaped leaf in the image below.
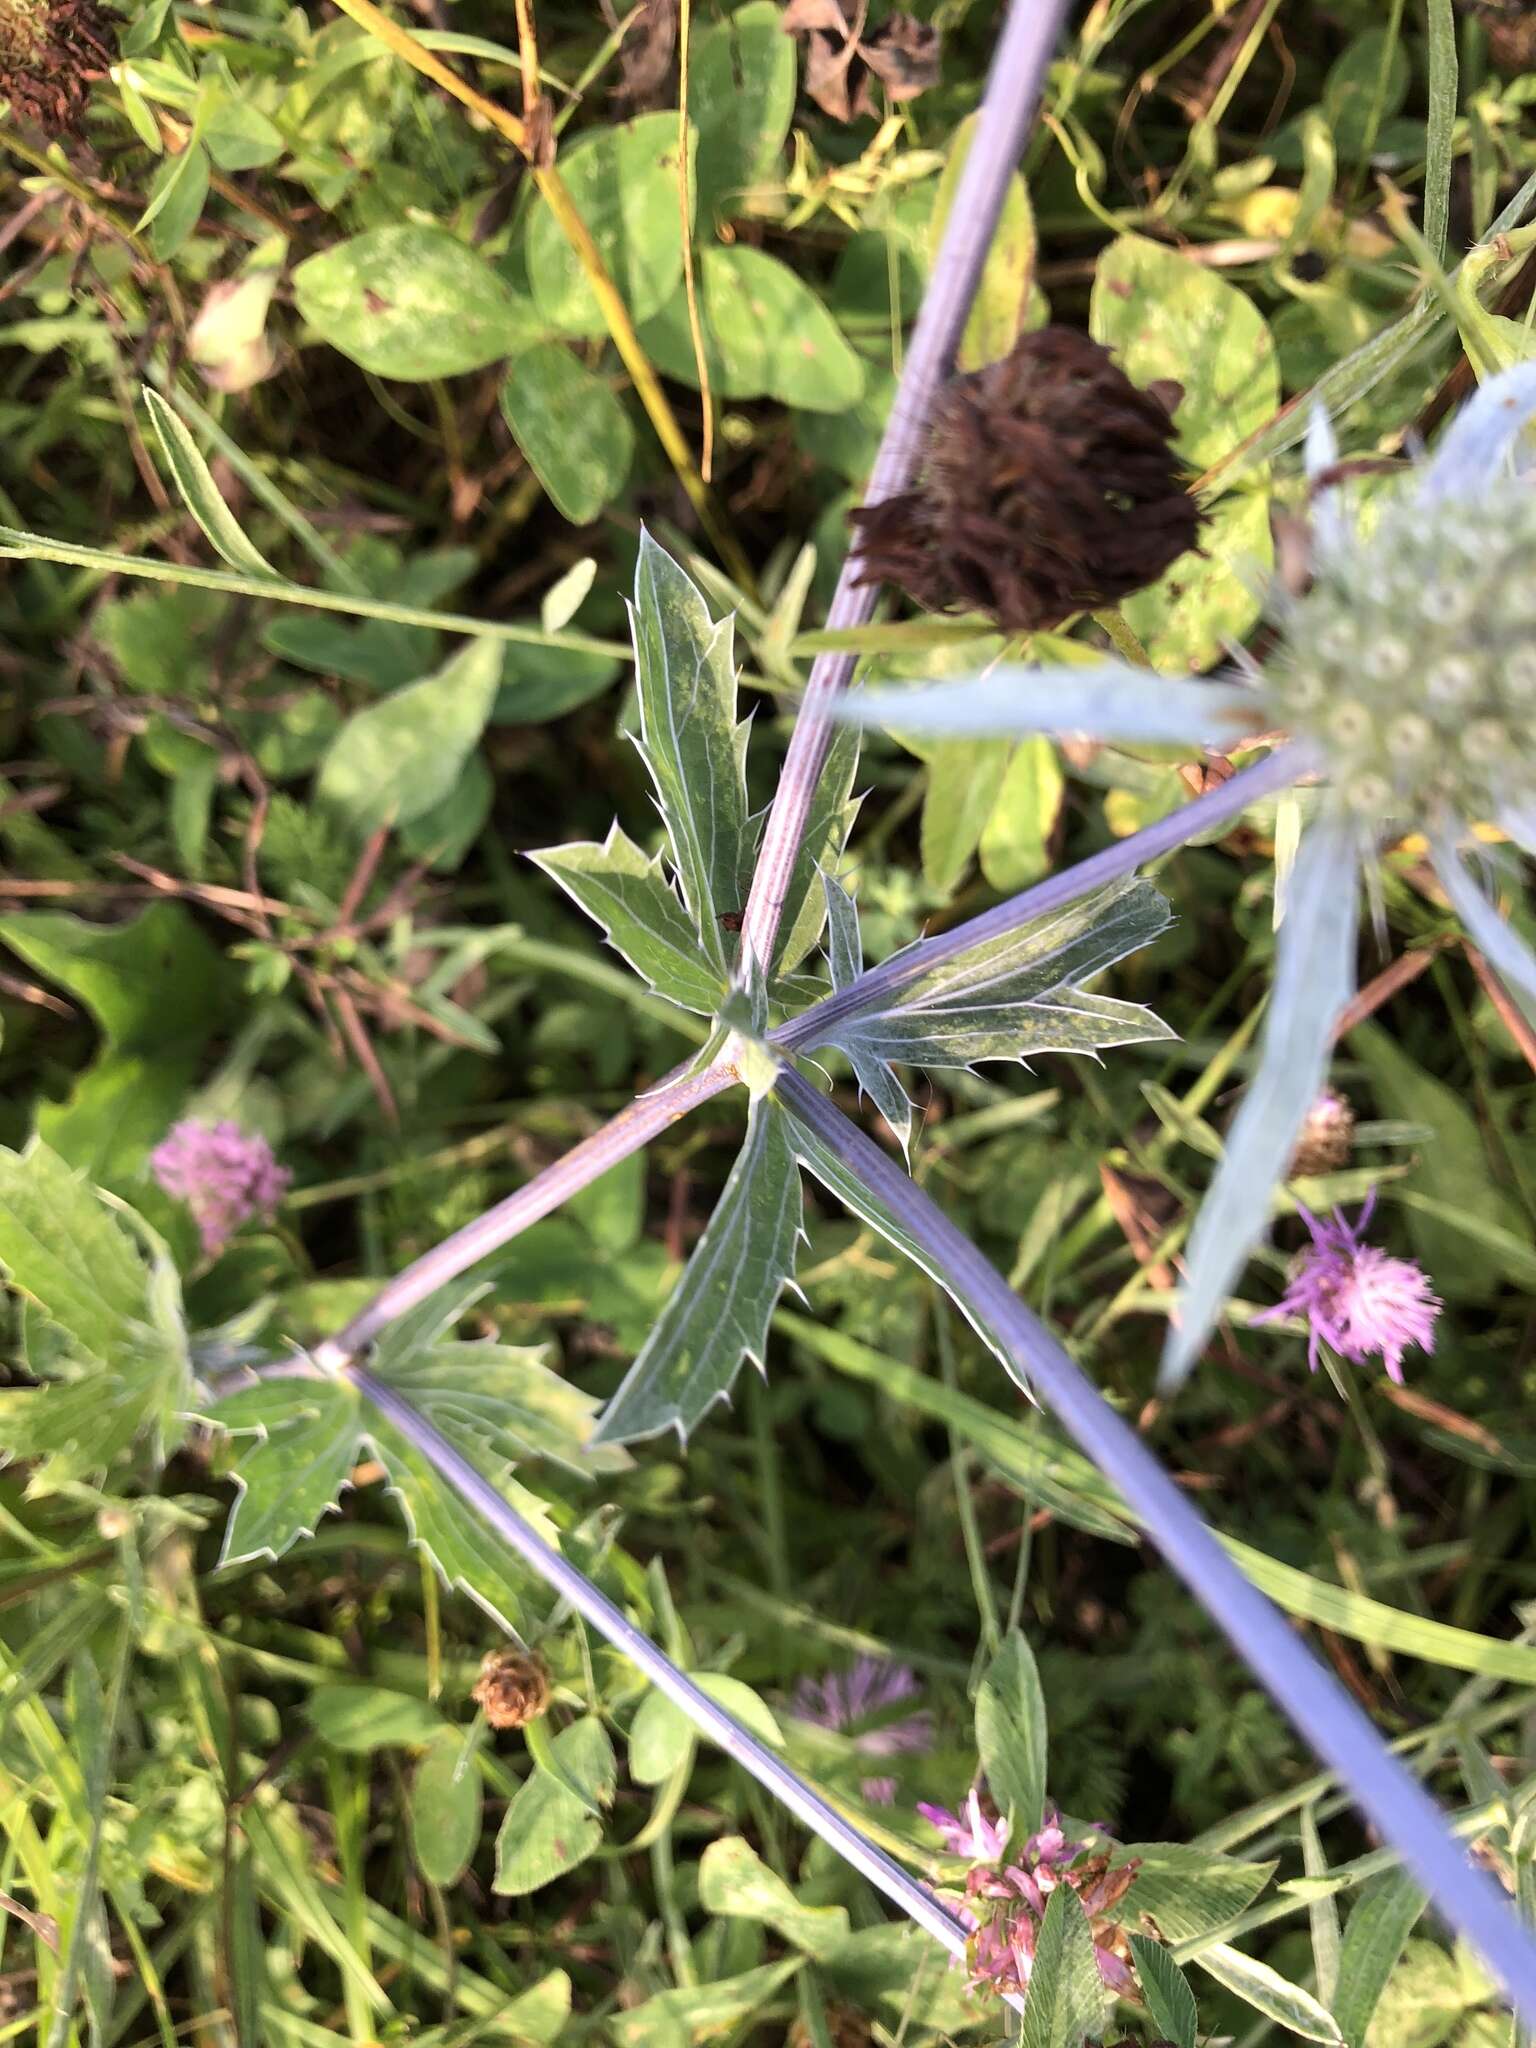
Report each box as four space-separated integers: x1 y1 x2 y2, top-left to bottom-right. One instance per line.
1431 830 1536 1024
1160 815 1358 1390
1194 1943 1344 2045
1129 1936 1198 2048
772 724 861 980
630 532 754 976
820 872 915 1156
804 876 1175 1072
594 1094 803 1445
530 826 728 1016
975 1630 1047 1840
1332 1871 1427 2048
837 662 1268 747
143 388 277 579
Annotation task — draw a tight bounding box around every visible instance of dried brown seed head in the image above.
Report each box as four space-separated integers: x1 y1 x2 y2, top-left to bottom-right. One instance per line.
472 1648 551 1730
1289 1090 1356 1178
850 326 1204 635
0 0 114 136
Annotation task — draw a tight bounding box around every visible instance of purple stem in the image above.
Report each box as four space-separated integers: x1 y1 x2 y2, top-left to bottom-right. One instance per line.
310 1064 733 1370
349 1360 1002 1986
771 1063 1536 2022
776 743 1311 1051
739 0 1074 971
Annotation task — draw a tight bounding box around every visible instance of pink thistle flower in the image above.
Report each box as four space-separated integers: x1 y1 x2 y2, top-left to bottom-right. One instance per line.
791 1657 932 1804
1253 1195 1441 1384
151 1119 290 1257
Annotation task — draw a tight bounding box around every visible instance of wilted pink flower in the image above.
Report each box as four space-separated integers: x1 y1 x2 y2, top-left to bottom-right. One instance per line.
917 1787 1009 1861
151 1119 290 1257
1253 1195 1440 1384
791 1657 932 1804
953 1805 1137 2002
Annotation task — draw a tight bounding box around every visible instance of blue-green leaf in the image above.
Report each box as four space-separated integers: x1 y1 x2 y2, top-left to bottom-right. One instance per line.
803 877 1174 1073
595 1095 802 1444
531 826 729 1015
213 1378 361 1565
630 532 754 975
1160 816 1359 1390
842 663 1266 746
821 873 914 1155
1431 833 1536 1023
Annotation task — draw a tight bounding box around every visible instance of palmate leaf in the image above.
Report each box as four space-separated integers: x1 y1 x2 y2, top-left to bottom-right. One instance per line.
531 826 729 1015
804 876 1175 1073
630 531 754 976
594 1095 803 1445
210 1319 605 1626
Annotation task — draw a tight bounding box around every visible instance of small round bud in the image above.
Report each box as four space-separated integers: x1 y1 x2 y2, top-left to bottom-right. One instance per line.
1365 638 1412 684
1329 701 1374 749
1420 582 1473 627
1426 656 1480 705
1385 714 1433 760
1346 772 1393 817
1503 647 1536 700
471 1648 551 1730
1463 719 1509 765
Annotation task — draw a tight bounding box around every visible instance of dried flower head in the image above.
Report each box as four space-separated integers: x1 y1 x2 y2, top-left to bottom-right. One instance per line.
0 0 114 135
151 1120 290 1258
792 1656 932 1804
850 327 1201 635
781 0 940 123
1253 1196 1441 1384
926 1801 1135 2005
1455 0 1536 72
1289 1089 1356 1177
471 1648 551 1729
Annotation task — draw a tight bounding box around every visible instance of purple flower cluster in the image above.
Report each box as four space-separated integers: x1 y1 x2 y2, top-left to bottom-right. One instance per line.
151 1120 290 1257
790 1656 933 1805
919 1796 1134 2001
1255 1196 1441 1384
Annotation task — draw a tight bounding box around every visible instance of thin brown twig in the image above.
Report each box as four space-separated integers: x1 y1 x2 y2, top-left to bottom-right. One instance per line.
1464 944 1536 1074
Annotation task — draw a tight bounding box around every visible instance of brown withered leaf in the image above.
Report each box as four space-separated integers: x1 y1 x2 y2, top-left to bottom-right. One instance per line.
782 0 940 122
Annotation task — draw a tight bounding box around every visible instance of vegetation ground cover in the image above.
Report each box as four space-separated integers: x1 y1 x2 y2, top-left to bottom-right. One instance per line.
2 0 1536 2042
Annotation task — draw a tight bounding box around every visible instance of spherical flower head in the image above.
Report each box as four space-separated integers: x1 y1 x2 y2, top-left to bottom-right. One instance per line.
1271 409 1536 837
959 1822 1139 2002
791 1658 933 1804
1254 1196 1441 1384
151 1119 290 1258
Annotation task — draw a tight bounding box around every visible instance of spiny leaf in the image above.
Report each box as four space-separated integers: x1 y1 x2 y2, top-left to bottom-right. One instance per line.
531 826 729 1015
804 876 1174 1073
629 532 754 975
773 723 861 980
821 872 915 1156
595 1095 803 1444
212 1379 361 1566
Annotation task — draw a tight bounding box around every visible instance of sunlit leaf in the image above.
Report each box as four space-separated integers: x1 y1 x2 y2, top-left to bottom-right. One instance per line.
802 876 1174 1073
1334 1873 1427 2048
976 1630 1047 1840
316 637 502 839
213 1378 361 1565
1195 1942 1345 2043
294 225 535 378
700 1836 850 1959
630 531 754 975
531 826 729 1015
494 1717 615 1894
143 390 276 578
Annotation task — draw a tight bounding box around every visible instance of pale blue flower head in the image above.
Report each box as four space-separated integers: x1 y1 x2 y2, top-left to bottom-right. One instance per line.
836 364 1536 1391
